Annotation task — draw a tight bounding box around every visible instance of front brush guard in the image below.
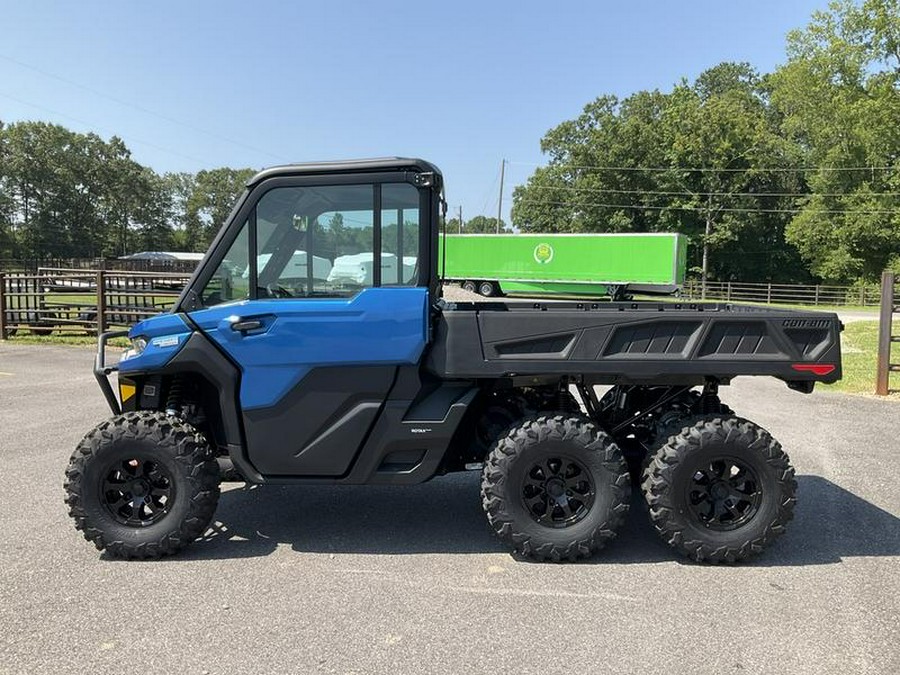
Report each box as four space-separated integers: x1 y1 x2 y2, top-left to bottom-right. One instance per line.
94 330 129 415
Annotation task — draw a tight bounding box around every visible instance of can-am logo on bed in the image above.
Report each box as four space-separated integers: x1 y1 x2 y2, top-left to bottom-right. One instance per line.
533 243 554 264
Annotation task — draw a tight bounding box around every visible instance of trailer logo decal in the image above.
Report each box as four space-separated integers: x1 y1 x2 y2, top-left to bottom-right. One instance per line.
533 243 554 264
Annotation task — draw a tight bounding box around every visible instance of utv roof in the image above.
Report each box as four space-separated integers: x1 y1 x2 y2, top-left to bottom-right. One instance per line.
247 157 442 187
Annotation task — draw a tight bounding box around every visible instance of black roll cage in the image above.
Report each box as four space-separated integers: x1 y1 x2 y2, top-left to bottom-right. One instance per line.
176 158 443 313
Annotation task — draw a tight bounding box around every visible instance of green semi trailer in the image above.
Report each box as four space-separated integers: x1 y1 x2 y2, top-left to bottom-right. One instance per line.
440 232 687 298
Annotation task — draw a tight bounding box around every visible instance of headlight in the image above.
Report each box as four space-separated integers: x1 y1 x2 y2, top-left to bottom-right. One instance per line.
121 336 148 361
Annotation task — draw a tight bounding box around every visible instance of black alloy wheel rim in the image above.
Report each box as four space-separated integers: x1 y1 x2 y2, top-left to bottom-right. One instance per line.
101 457 175 527
686 457 761 530
521 455 596 528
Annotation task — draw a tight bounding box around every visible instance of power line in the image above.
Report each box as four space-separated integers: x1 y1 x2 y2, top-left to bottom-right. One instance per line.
522 184 900 199
507 160 897 173
0 91 216 167
0 53 287 162
477 166 502 216
515 198 900 215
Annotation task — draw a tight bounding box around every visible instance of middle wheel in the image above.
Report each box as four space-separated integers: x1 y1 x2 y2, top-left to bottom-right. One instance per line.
481 414 631 561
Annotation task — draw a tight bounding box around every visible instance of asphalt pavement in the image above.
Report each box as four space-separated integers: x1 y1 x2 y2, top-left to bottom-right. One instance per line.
0 342 898 674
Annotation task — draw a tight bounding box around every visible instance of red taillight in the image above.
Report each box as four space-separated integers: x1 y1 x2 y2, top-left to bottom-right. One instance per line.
791 364 836 376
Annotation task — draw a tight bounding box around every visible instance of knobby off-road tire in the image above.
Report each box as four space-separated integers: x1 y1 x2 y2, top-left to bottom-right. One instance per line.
642 415 796 564
481 415 630 562
64 411 220 559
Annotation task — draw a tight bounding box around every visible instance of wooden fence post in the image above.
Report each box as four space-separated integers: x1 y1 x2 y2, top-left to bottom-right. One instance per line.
726 281 732 302
814 285 820 305
766 283 772 304
876 271 896 396
0 273 6 338
96 270 107 335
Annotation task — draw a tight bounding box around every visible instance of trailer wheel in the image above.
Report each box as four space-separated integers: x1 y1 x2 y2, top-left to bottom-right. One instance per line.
64 411 220 559
478 281 498 297
642 415 796 563
461 280 478 293
481 415 630 562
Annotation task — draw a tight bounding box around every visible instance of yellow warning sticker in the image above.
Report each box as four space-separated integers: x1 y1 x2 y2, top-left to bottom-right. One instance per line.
119 383 136 403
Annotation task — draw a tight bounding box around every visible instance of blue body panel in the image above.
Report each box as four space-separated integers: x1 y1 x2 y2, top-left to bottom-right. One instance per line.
188 287 430 410
118 313 192 373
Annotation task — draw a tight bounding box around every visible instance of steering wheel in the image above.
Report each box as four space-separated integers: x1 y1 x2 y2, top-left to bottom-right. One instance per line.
265 283 293 299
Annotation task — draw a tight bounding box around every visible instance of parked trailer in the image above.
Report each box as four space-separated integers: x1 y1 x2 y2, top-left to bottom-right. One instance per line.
440 232 687 298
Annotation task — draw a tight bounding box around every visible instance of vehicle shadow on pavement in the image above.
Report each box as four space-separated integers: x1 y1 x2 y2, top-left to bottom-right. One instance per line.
747 475 900 567
180 473 900 566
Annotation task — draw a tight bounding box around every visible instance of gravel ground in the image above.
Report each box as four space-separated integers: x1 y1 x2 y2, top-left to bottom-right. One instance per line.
1 342 898 675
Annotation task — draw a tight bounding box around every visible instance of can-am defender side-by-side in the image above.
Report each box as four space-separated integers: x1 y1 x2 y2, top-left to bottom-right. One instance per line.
64 158 842 563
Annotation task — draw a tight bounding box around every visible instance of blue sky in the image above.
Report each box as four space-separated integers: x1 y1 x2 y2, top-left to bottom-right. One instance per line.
0 0 827 224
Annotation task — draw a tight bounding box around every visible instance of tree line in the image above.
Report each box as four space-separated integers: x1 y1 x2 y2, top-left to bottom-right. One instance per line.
512 0 900 284
0 121 255 260
1 1 897 284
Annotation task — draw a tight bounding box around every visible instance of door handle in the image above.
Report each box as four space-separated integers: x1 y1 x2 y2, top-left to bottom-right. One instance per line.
230 319 263 332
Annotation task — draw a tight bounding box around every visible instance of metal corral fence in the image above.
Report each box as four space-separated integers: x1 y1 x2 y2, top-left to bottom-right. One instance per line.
682 280 881 307
0 271 889 338
0 268 192 337
0 257 199 274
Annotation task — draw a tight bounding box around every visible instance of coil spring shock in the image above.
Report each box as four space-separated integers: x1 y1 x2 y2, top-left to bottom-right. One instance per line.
165 375 185 416
557 387 568 411
698 381 722 414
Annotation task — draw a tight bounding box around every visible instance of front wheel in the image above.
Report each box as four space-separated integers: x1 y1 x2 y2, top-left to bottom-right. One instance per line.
481 415 630 561
642 415 796 563
64 411 220 559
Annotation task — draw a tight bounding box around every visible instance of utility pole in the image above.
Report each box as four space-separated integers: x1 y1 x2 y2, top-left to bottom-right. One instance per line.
458 206 463 233
496 159 505 234
701 193 712 300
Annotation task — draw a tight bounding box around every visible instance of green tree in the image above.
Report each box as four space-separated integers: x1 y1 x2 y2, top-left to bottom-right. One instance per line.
511 65 809 282
770 0 900 282
463 215 511 233
164 172 197 251
0 122 18 257
0 121 163 259
183 167 256 251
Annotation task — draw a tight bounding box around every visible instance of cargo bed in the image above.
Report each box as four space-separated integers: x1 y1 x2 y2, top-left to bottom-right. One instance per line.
426 300 842 389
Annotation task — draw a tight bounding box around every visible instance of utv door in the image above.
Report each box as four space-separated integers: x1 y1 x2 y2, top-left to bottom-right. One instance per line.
187 177 430 477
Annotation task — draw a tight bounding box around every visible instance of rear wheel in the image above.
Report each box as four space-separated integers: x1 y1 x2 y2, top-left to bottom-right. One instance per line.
481 415 630 561
64 411 220 559
642 415 796 563
461 280 478 293
478 280 498 297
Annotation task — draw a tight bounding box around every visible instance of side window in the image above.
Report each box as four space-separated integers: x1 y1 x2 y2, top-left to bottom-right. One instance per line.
197 181 422 307
200 221 250 306
256 184 375 297
381 183 420 286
